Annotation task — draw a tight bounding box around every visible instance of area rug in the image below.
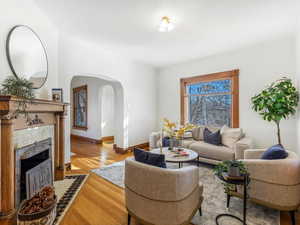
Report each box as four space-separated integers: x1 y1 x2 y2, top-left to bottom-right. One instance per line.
92 161 279 225
53 174 89 224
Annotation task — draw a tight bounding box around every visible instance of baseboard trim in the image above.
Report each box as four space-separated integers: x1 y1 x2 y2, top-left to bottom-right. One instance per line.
113 142 149 154
102 136 114 142
71 134 102 144
65 162 72 171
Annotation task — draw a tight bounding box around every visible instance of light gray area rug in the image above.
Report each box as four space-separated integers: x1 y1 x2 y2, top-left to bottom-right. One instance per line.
92 161 279 225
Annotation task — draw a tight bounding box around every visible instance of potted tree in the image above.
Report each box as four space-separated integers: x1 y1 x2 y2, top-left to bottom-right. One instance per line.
251 77 299 146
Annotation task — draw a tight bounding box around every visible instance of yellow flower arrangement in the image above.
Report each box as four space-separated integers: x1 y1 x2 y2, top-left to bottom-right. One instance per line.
163 118 195 139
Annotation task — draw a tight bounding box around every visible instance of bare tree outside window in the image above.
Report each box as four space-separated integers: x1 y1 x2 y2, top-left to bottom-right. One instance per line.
180 70 239 128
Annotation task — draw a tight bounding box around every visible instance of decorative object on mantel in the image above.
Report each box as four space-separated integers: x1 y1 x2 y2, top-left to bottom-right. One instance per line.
251 77 299 147
52 88 63 102
0 76 34 119
162 118 194 150
26 114 44 126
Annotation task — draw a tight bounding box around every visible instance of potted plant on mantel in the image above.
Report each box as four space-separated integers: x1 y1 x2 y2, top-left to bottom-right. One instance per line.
251 77 299 147
0 76 35 119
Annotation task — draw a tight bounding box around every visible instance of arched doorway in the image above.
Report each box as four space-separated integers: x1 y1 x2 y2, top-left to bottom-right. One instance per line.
69 75 126 150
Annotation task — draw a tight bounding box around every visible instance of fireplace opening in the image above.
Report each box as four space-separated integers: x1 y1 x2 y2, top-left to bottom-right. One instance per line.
20 149 50 201
15 138 53 205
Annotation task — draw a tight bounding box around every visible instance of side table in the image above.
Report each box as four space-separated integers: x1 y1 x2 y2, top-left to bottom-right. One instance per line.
215 173 250 225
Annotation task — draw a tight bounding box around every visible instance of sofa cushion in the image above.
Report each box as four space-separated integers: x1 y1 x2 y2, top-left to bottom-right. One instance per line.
221 125 243 148
162 137 170 147
134 148 167 168
203 128 222 145
181 138 197 148
189 141 234 161
261 144 288 160
192 126 204 141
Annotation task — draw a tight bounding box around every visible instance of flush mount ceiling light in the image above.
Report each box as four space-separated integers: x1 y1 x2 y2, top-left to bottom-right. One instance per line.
158 16 174 32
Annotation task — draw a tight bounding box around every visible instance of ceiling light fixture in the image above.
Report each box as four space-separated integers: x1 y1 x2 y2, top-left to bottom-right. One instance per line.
158 16 174 32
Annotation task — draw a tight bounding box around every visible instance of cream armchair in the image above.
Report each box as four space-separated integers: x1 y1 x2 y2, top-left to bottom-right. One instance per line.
231 149 300 225
124 158 203 225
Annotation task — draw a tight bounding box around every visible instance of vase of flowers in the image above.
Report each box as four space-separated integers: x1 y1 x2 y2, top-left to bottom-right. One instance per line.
162 118 194 150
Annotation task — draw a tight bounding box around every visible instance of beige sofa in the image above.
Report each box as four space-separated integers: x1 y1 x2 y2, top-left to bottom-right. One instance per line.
125 158 203 225
232 149 300 225
149 126 253 165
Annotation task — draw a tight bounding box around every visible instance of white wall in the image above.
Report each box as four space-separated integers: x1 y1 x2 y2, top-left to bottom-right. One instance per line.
296 19 300 155
0 0 58 99
101 85 115 137
70 77 116 140
58 35 157 162
158 35 297 151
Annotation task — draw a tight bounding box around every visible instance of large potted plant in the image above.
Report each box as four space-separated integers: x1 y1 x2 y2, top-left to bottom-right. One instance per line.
251 77 299 146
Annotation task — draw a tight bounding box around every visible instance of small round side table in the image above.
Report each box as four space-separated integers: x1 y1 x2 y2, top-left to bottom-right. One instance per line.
215 173 250 225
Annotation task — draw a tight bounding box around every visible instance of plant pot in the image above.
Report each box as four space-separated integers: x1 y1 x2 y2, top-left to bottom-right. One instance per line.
228 165 240 177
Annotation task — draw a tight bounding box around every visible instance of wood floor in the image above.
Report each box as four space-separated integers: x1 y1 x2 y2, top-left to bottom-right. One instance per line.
0 139 299 225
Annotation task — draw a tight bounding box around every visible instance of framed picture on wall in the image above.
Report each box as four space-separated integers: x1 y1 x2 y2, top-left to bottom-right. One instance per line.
73 85 88 130
52 88 63 102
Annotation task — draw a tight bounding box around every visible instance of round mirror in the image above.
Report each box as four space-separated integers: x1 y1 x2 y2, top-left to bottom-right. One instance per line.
6 25 48 89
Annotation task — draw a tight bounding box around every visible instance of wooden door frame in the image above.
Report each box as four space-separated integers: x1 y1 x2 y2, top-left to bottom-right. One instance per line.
180 69 239 127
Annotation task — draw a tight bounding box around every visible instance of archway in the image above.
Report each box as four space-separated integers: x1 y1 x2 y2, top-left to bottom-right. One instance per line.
69 75 126 149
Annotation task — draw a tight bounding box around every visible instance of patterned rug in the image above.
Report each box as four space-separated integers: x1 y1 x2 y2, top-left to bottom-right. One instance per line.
53 174 89 224
92 161 279 225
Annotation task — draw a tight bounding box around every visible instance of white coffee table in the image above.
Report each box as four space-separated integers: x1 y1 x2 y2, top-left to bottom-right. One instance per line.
151 147 199 168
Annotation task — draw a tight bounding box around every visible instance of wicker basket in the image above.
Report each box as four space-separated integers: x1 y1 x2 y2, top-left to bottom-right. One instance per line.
17 196 57 225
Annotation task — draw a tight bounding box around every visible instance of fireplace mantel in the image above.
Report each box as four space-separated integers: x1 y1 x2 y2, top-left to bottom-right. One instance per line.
0 95 68 219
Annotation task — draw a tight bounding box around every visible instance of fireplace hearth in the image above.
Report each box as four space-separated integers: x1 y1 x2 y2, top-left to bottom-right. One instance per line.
16 138 53 206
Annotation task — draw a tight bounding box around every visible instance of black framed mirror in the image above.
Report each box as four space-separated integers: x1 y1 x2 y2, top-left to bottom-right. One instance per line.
6 25 48 89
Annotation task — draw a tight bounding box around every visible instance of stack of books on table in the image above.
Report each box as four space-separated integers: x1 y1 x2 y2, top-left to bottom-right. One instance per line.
171 148 189 157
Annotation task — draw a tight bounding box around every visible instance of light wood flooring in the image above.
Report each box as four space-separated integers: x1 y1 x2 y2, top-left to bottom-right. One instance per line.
0 139 299 225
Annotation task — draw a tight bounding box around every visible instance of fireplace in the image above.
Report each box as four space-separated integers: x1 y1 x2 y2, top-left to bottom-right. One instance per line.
15 138 53 206
0 96 68 217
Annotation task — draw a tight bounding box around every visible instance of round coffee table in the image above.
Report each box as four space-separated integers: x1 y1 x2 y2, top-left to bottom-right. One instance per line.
151 147 199 168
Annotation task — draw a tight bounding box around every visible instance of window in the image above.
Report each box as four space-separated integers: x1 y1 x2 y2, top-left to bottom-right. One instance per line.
180 70 239 128
73 85 88 130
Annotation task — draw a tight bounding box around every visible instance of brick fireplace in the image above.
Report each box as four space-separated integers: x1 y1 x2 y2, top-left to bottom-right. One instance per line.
0 96 68 219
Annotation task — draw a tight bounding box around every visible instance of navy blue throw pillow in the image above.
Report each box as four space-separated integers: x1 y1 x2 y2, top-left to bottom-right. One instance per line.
261 144 288 160
203 128 222 146
133 148 167 168
162 137 170 147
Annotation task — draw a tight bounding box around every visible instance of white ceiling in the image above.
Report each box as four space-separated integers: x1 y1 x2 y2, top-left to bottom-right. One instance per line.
35 0 299 68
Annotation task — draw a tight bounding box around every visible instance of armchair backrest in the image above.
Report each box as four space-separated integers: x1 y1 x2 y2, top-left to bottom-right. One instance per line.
125 158 199 201
244 150 300 185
